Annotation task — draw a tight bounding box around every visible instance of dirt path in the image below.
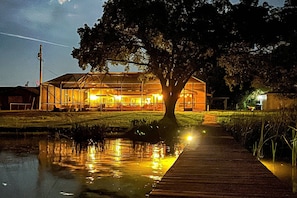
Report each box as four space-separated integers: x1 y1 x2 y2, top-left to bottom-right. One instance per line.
202 113 219 126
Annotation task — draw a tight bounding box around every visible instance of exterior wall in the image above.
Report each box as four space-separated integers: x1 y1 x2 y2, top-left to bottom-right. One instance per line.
176 81 206 111
262 93 297 110
41 84 85 111
0 87 39 110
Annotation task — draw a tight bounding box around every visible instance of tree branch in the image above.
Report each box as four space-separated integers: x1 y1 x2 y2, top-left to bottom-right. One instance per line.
106 59 148 66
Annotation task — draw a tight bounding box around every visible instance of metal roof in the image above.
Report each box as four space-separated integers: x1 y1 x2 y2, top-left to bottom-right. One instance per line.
44 72 204 89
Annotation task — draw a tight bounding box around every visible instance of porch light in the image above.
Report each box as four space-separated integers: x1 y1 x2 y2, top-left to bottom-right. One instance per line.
90 95 99 100
158 95 163 100
145 98 151 104
153 94 163 101
114 95 122 100
257 94 267 101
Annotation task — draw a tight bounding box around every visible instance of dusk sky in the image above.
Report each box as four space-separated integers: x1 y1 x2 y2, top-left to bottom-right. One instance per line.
0 0 285 87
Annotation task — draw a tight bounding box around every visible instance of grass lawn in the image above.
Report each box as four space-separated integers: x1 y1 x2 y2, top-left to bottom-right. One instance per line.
0 110 205 129
0 110 268 130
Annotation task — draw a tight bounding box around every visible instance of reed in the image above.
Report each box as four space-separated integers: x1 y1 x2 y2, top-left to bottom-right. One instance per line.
291 126 297 166
282 126 297 166
252 141 257 156
222 111 287 161
256 119 265 159
255 119 279 160
271 139 277 163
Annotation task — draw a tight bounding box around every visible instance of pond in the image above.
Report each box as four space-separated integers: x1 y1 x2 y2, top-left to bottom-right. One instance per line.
261 159 297 193
0 136 183 198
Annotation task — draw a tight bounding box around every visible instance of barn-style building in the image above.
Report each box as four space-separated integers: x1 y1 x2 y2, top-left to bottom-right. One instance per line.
41 72 207 111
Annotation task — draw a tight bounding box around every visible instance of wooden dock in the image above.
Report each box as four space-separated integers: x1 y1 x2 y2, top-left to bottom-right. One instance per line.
149 117 295 197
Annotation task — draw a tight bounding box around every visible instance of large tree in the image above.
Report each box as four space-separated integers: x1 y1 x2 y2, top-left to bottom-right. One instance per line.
72 0 289 125
73 0 231 126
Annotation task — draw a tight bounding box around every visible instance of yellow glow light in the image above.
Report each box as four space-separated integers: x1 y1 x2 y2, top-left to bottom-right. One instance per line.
158 95 163 100
146 98 151 104
187 135 193 142
153 94 163 101
90 95 98 100
114 95 122 100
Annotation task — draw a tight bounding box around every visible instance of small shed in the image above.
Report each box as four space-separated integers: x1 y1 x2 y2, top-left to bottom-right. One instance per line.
0 87 39 110
260 93 297 110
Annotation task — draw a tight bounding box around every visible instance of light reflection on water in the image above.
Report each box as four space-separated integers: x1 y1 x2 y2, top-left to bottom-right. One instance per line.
261 159 297 193
0 137 182 198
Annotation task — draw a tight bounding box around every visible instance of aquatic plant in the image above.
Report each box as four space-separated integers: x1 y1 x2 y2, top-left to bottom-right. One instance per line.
252 141 257 156
293 128 297 167
271 139 277 163
250 118 280 160
256 119 265 159
222 111 290 161
126 119 161 143
283 126 297 166
70 124 106 152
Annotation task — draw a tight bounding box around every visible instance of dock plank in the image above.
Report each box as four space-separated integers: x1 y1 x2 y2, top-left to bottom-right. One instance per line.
149 125 295 197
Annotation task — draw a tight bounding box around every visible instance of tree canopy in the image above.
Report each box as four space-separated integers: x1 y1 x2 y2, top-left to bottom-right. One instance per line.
73 0 228 125
72 0 297 124
218 2 297 93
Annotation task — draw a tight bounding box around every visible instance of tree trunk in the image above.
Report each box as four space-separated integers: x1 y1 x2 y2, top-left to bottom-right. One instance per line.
157 72 189 143
158 87 180 153
160 88 179 127
164 95 177 122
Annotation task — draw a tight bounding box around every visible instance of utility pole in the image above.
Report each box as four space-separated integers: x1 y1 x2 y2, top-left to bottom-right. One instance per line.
38 45 42 110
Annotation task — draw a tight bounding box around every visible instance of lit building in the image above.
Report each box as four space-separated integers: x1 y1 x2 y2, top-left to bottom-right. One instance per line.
41 72 206 111
258 93 297 110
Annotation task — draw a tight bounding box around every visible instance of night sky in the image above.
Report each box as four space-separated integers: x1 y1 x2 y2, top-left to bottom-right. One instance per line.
0 0 285 87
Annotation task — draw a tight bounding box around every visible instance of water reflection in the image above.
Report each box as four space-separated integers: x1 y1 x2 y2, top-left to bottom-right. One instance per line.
261 160 297 193
0 137 182 198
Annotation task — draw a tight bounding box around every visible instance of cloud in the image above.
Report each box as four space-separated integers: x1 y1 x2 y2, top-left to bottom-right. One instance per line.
48 0 71 5
21 7 53 24
58 0 71 5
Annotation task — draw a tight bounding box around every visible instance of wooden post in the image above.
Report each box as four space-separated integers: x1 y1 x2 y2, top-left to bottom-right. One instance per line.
38 45 43 110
